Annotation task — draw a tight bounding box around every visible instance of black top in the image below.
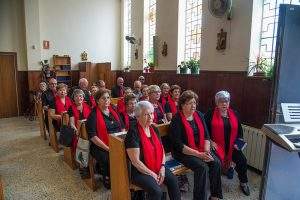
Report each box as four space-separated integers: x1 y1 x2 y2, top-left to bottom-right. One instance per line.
164 101 178 114
124 121 161 174
120 112 137 126
169 111 210 157
86 108 124 154
154 106 164 124
67 107 84 120
41 89 55 107
111 85 124 98
204 109 243 154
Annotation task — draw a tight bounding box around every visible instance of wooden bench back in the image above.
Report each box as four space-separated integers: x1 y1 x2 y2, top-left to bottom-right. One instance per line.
61 112 69 126
78 120 89 140
36 101 47 139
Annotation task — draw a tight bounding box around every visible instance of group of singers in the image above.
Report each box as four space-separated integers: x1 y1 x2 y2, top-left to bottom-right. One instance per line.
40 76 250 200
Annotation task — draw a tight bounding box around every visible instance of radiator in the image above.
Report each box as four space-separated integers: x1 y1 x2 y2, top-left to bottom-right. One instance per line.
242 125 266 171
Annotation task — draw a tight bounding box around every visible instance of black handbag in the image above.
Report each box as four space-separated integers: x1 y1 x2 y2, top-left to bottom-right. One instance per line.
59 125 74 147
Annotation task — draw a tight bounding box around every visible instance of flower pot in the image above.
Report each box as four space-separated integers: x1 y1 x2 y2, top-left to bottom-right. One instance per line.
191 68 199 74
180 68 188 74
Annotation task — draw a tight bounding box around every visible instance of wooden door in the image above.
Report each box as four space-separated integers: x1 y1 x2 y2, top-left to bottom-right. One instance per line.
0 53 19 118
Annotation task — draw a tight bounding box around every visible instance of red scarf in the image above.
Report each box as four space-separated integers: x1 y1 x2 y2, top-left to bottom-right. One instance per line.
117 98 125 113
211 108 238 164
90 95 96 108
71 102 91 154
137 122 163 174
55 95 72 115
153 103 164 124
122 112 130 131
119 87 124 97
96 106 121 146
71 102 91 129
179 111 205 152
168 97 177 115
160 94 171 109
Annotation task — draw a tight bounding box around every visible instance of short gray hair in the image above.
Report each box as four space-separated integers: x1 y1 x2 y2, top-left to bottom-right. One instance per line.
148 85 161 94
134 101 154 117
215 90 230 104
73 89 85 98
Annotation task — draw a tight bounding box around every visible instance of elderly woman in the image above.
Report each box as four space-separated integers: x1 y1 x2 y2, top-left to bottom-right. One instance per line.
120 93 137 131
165 85 181 121
90 85 99 96
139 84 149 101
159 83 171 109
86 88 124 189
169 90 223 200
204 91 250 196
148 85 167 124
68 89 91 151
49 83 73 131
125 101 181 200
117 87 133 113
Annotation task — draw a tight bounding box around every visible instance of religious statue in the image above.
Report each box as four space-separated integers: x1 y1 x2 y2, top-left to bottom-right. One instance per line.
81 51 88 61
162 42 168 57
216 29 227 51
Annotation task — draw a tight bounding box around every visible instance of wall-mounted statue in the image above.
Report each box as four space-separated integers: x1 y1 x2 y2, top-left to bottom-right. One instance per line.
216 29 227 51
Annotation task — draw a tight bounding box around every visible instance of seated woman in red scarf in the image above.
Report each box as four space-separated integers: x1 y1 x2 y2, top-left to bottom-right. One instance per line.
49 83 73 131
148 85 167 124
86 88 124 189
159 83 171 109
125 101 181 200
164 85 181 121
119 93 137 131
117 87 133 113
139 84 149 101
204 91 250 196
169 90 223 200
68 89 91 178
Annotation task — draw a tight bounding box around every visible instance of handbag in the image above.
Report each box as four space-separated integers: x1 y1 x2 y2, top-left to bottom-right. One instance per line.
59 125 74 147
75 137 90 168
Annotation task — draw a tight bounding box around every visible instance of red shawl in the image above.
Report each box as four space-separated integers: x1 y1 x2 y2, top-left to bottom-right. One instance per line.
96 106 121 146
55 95 72 115
179 111 205 152
89 95 96 108
117 98 125 113
153 103 165 124
160 94 171 109
137 122 163 174
211 108 238 164
71 102 91 153
168 97 177 115
119 87 124 97
122 112 130 131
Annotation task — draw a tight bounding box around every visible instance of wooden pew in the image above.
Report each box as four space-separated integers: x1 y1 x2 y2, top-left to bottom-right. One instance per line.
48 109 60 153
110 98 120 106
36 101 47 140
0 176 4 200
109 123 191 200
61 113 77 170
78 121 97 191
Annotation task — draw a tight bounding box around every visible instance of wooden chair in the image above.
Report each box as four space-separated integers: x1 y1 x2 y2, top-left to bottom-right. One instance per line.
62 113 77 170
78 121 97 191
48 109 60 153
0 176 4 200
36 101 47 140
110 98 120 106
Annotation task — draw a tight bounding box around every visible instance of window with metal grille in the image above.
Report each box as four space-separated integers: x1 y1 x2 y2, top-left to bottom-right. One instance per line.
144 0 156 68
124 0 132 67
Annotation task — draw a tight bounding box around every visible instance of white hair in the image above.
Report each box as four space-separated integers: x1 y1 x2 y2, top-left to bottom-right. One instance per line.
215 90 230 104
134 101 154 117
148 85 161 94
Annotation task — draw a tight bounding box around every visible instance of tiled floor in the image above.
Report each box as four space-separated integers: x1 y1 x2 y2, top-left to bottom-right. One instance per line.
0 117 261 199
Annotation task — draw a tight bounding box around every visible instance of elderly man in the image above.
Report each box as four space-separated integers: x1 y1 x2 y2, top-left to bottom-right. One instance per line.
138 75 145 84
111 77 125 98
98 80 106 89
133 80 142 99
70 78 95 107
41 77 57 131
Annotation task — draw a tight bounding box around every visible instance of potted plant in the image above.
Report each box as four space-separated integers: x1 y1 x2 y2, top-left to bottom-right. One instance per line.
249 56 274 78
148 62 155 73
178 61 189 74
187 59 200 74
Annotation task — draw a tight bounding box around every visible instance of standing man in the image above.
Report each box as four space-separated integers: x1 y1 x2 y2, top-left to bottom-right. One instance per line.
111 77 125 98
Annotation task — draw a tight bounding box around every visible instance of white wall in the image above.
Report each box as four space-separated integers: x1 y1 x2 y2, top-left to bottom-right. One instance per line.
38 0 121 70
0 0 27 71
130 0 256 71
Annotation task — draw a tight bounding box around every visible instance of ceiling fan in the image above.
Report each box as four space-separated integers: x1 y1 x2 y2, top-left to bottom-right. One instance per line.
208 0 233 20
